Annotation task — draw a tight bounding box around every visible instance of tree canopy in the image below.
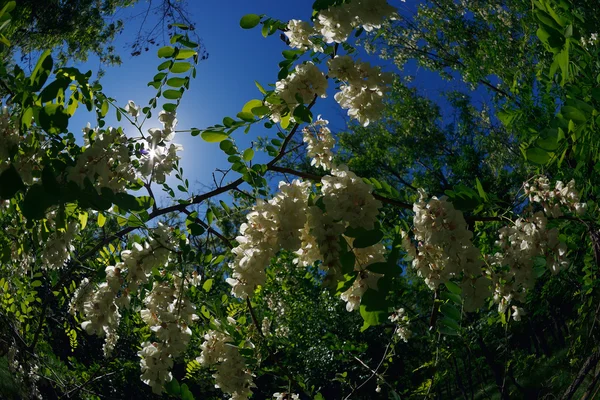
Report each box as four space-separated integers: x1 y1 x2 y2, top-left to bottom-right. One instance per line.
1 0 600 399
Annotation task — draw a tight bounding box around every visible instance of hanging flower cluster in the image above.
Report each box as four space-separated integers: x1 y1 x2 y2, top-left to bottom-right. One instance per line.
273 393 300 400
135 108 183 184
138 278 199 393
389 308 412 342
0 105 42 185
67 126 135 193
73 224 176 357
198 329 255 400
403 190 485 292
525 176 587 217
302 116 335 170
230 119 384 312
227 180 311 298
490 211 568 315
40 214 80 270
328 55 394 126
269 62 328 123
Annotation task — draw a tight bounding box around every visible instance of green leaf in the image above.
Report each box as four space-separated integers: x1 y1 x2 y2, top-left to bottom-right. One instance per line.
157 46 175 58
445 281 462 294
293 104 312 123
237 112 255 122
97 212 106 228
170 62 192 73
163 89 182 100
0 164 25 199
240 14 261 29
38 104 69 134
78 212 88 230
440 303 461 321
526 147 550 165
352 228 384 248
187 223 205 236
439 318 460 335
359 288 390 329
242 99 263 114
201 130 228 143
175 49 196 60
165 378 181 395
30 50 53 91
163 103 177 112
440 291 462 304
366 262 401 277
561 105 586 123
202 279 213 292
166 77 186 87
242 148 254 161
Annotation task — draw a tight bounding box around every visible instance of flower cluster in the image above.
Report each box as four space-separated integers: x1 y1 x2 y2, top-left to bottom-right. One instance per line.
0 105 42 185
138 278 198 393
119 223 175 291
389 308 411 342
316 0 397 43
227 180 311 298
40 217 79 270
139 342 174 394
340 241 385 311
404 190 485 293
284 19 321 52
138 109 182 184
74 224 176 359
490 212 568 314
198 329 255 400
525 176 587 217
79 265 123 357
270 62 328 123
328 55 394 126
274 393 300 400
67 126 135 193
322 165 382 230
303 117 335 170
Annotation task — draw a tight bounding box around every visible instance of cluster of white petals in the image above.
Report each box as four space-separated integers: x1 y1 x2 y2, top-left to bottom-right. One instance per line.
270 62 328 122
119 223 175 291
340 240 385 311
0 107 42 185
273 393 300 400
284 20 320 51
138 110 182 184
74 224 176 360
227 180 311 298
404 190 486 296
490 211 568 314
315 0 397 43
303 117 335 170
294 206 345 273
322 165 382 230
138 278 198 393
328 55 394 126
67 126 135 193
389 308 412 342
125 100 140 118
140 279 198 357
80 265 123 357
525 176 587 217
41 215 80 270
198 330 255 400
138 341 174 394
